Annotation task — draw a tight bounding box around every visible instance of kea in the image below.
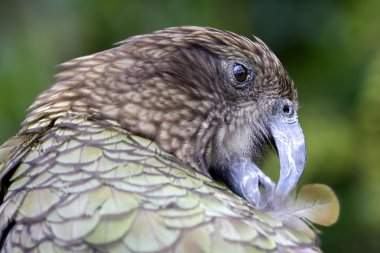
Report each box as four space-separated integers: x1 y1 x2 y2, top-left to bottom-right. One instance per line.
0 26 339 252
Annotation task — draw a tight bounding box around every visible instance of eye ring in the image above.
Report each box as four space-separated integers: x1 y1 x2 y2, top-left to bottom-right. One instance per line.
228 61 253 89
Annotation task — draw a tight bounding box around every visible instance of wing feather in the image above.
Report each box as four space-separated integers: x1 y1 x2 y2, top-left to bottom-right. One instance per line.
0 115 320 252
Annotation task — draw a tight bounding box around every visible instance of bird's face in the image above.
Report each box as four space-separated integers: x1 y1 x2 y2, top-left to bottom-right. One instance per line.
203 39 306 202
145 27 306 206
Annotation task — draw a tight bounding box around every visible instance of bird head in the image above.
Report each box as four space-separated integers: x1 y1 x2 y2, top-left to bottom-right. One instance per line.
24 26 306 207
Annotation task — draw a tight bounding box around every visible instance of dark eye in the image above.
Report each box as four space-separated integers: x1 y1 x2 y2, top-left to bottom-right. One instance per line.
233 63 248 82
228 61 253 89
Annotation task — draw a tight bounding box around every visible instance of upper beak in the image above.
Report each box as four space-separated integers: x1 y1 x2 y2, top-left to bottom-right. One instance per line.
269 100 306 199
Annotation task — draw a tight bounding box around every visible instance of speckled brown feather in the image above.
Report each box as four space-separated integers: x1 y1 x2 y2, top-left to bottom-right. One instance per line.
22 26 296 174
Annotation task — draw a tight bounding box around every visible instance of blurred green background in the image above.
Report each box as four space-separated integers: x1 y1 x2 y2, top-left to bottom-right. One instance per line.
0 0 379 252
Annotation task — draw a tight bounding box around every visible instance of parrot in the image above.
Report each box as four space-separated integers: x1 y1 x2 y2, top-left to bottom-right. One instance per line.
0 26 339 252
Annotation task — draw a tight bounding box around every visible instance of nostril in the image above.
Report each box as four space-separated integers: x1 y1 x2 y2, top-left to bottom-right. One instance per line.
283 104 291 114
274 99 295 117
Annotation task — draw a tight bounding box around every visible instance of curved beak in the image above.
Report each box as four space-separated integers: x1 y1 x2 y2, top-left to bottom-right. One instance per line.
208 99 306 209
270 112 306 198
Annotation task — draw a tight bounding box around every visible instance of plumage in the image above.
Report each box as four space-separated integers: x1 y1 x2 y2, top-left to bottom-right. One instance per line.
0 26 338 252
